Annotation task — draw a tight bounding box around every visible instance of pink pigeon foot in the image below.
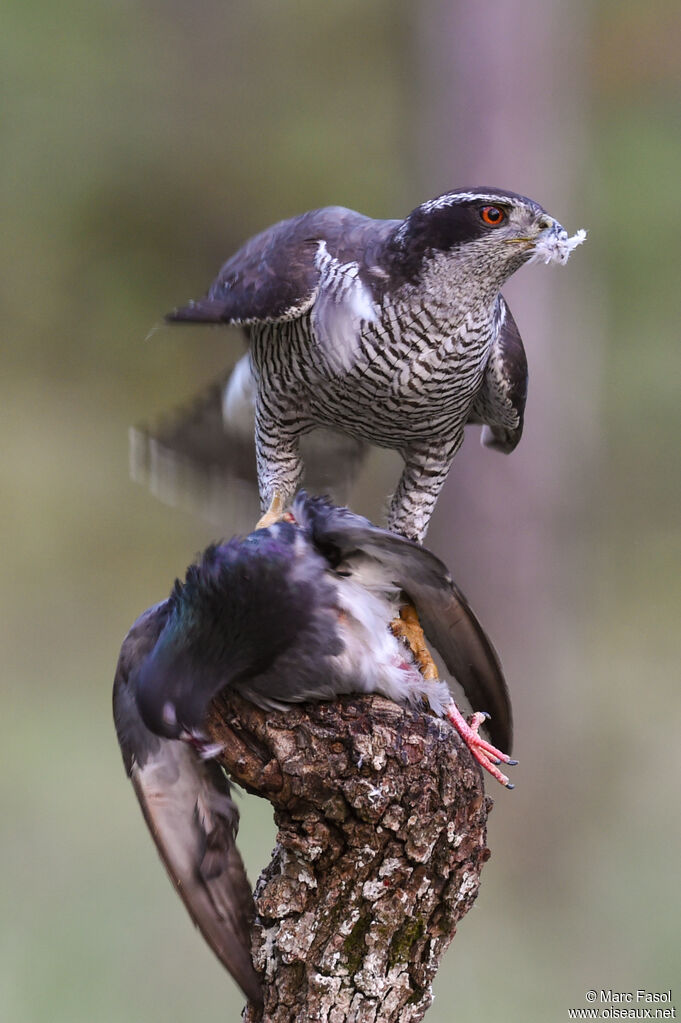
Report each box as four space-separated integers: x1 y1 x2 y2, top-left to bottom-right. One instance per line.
445 701 518 788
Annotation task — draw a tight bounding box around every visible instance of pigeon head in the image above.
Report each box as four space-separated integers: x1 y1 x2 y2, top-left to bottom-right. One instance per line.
134 524 327 739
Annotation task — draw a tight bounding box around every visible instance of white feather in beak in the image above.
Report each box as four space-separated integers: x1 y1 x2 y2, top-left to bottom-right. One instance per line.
528 226 587 266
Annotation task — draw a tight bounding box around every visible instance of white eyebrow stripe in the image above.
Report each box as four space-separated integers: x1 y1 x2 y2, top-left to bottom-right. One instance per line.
419 192 521 213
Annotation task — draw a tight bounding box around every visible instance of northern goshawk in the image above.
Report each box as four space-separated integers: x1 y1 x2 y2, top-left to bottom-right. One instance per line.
162 188 585 541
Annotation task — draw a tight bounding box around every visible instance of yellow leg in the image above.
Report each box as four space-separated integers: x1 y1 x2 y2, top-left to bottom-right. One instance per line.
390 602 440 681
255 491 287 530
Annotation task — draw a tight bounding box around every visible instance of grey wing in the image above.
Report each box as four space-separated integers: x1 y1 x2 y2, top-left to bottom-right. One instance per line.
166 206 377 326
468 297 528 454
130 356 368 531
164 206 393 376
166 215 320 324
113 609 261 1006
296 496 512 752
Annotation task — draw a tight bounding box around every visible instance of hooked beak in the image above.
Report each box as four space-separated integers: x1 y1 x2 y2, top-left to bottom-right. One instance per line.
504 214 587 266
503 214 560 247
180 727 225 760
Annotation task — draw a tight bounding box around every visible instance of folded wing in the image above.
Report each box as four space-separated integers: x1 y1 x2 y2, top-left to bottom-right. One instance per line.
296 495 512 753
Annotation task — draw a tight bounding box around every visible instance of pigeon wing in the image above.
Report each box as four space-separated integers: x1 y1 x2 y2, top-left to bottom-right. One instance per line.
113 607 261 1006
297 496 512 753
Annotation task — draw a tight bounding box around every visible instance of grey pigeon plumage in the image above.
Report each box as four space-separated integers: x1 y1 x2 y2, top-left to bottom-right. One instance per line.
113 604 262 1006
113 494 515 1005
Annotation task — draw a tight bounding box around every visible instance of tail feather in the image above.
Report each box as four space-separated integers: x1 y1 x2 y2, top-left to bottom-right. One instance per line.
129 370 261 532
130 361 368 531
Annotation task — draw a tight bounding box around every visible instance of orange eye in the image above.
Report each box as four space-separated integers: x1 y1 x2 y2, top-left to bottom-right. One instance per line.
480 205 506 226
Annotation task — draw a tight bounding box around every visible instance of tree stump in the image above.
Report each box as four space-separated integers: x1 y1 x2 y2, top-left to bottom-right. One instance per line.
207 691 492 1022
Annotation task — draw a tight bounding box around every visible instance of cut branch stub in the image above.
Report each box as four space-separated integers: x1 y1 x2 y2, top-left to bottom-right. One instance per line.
207 692 492 1023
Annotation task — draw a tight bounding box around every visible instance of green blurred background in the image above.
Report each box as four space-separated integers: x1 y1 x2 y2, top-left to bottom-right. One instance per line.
2 2 680 1020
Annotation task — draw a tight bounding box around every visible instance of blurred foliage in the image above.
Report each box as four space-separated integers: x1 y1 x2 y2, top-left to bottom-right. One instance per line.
2 2 680 1021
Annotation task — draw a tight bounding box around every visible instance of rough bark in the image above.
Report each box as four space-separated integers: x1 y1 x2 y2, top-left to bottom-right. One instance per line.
207 692 493 1023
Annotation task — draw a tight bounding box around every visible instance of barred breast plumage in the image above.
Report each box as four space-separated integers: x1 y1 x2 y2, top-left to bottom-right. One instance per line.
164 188 585 541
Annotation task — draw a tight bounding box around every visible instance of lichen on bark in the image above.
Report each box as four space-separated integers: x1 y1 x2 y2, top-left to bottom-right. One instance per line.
207 691 492 1023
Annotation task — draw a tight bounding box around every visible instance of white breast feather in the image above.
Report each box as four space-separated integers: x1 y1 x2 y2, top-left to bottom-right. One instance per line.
222 353 257 437
330 571 452 716
312 241 378 374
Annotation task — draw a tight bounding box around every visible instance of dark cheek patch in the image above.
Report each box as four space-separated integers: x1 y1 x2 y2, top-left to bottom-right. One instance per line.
410 204 488 256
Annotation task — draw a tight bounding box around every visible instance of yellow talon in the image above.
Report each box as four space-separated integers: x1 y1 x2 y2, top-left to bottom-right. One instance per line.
255 491 287 530
390 602 440 682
